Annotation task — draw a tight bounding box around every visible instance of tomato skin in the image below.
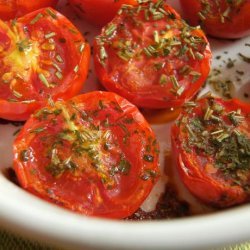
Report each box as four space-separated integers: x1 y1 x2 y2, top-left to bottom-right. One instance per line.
93 1 211 109
69 0 138 27
0 8 90 121
180 0 250 39
0 101 40 121
171 98 250 207
13 91 160 218
0 0 58 20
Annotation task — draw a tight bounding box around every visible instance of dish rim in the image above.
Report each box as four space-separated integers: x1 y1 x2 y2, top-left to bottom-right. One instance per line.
0 173 249 250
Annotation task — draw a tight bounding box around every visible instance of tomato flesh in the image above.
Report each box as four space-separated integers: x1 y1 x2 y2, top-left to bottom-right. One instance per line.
94 1 211 109
0 0 58 20
0 8 90 121
13 91 160 218
172 97 250 207
69 0 138 27
180 0 250 39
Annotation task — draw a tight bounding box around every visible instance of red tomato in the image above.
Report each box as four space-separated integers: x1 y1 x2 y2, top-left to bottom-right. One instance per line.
93 1 211 109
0 8 90 121
13 91 160 218
0 0 58 20
69 0 138 27
180 0 250 39
171 97 250 207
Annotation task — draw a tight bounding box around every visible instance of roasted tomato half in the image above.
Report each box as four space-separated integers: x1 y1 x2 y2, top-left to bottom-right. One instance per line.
0 0 58 20
94 0 211 109
0 8 90 121
180 0 250 39
13 91 160 218
172 97 250 207
69 0 138 27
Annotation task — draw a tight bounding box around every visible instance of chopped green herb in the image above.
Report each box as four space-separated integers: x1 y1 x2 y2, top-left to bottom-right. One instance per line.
12 90 22 98
45 32 56 39
20 150 29 162
46 9 57 19
16 39 31 52
56 54 64 63
55 71 63 80
30 13 43 25
30 127 45 134
159 74 167 85
38 73 50 87
105 24 117 36
143 154 154 162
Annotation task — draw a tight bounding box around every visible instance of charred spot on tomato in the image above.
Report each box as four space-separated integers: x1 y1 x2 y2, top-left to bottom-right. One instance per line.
70 113 77 121
58 37 66 43
126 184 190 220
